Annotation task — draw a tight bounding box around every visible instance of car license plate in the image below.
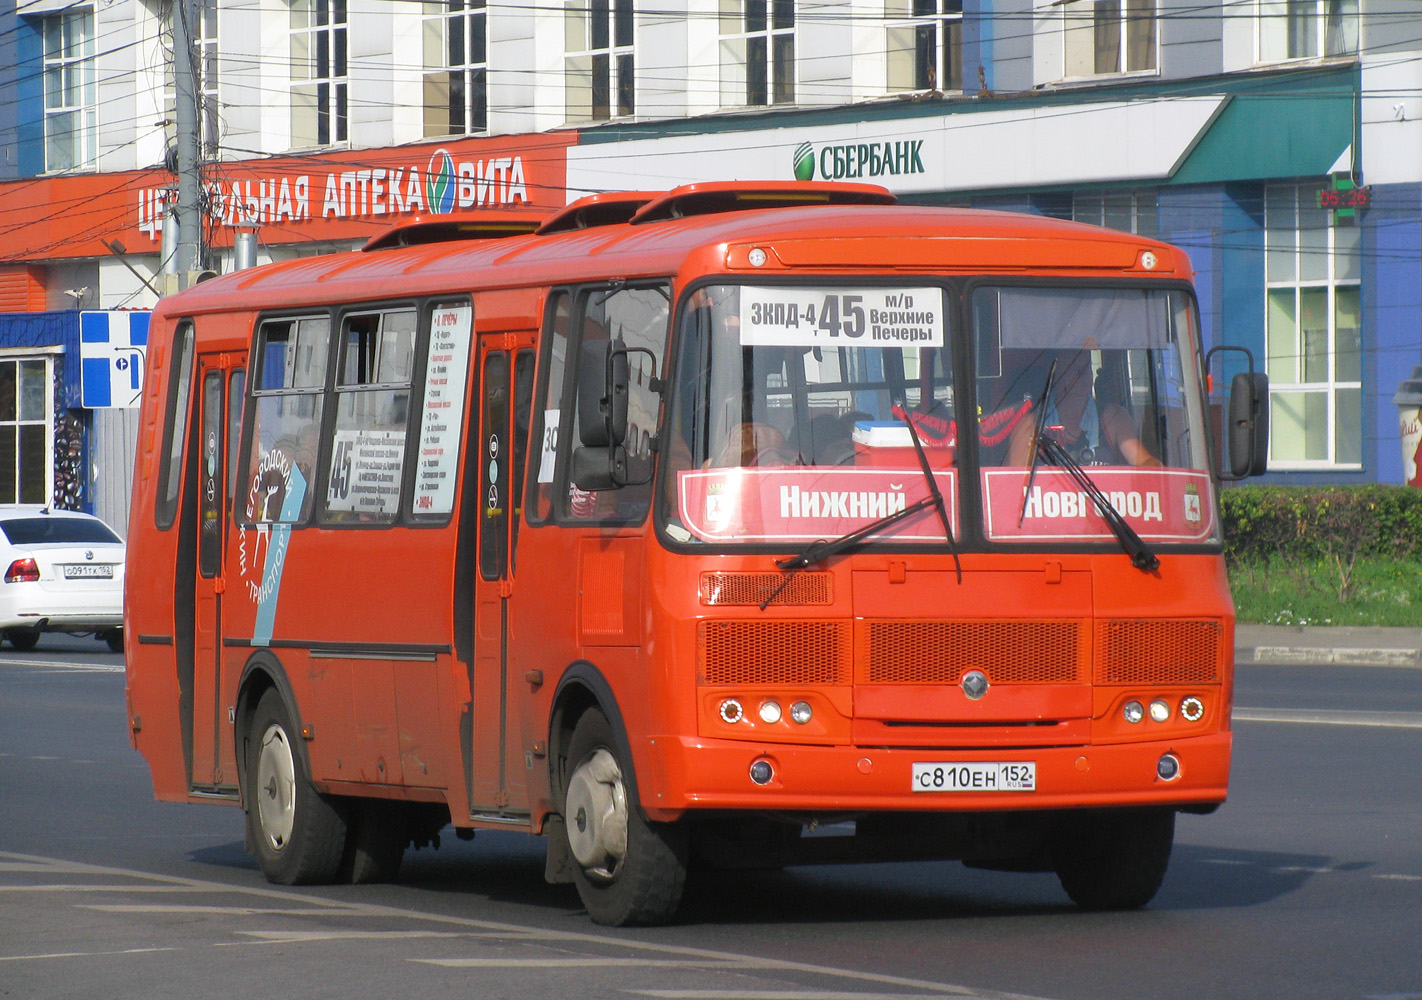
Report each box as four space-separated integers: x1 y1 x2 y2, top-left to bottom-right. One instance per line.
911 761 1036 792
63 564 113 579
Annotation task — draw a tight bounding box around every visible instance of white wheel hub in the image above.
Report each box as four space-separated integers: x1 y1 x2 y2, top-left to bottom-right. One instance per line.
255 722 297 850
564 748 628 879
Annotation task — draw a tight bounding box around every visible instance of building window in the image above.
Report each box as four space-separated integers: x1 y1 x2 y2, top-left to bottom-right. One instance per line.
887 0 963 93
164 3 221 157
290 0 347 147
1264 182 1362 468
1073 190 1158 236
424 0 487 136
720 0 794 107
1063 0 1156 77
565 0 634 122
0 359 51 505
1259 0 1358 62
41 9 97 172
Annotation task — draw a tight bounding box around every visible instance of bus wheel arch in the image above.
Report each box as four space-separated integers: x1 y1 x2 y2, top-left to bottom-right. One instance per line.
235 653 349 886
547 663 688 926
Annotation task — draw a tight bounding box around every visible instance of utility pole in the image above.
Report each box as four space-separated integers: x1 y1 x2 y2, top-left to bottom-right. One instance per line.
171 0 203 280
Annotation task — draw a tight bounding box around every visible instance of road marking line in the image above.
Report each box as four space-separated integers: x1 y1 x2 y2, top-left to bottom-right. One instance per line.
0 884 208 893
0 947 176 962
1373 874 1422 882
0 850 1045 999
1234 708 1422 728
79 904 371 917
627 993 981 999
232 930 471 943
0 658 124 672
417 958 760 968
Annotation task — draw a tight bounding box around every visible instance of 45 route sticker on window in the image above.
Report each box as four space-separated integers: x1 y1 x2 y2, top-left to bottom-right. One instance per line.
738 286 943 348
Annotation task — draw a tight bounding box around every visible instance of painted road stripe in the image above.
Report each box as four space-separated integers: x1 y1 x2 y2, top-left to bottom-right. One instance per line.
0 947 175 962
1234 708 1422 728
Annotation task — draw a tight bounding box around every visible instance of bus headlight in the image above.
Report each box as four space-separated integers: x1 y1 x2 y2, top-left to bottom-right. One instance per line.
789 701 813 724
719 699 744 724
758 701 782 724
1149 699 1171 723
1123 700 1144 724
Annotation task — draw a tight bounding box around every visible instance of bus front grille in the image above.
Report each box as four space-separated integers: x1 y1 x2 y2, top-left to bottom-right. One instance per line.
698 620 852 685
856 619 1086 685
1095 619 1224 684
699 571 833 606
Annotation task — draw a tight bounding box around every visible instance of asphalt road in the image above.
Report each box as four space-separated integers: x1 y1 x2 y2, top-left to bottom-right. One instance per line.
1 635 1419 1000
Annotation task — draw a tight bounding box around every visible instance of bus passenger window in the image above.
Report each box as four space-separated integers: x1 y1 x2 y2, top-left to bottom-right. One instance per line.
244 316 330 525
560 283 670 523
324 308 417 524
155 320 195 529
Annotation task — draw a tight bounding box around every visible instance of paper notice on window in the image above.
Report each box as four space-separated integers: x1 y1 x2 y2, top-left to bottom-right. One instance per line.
326 429 405 516
413 303 473 516
537 409 560 484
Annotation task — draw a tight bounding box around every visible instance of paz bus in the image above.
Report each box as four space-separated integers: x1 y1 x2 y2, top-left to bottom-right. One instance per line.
124 181 1268 926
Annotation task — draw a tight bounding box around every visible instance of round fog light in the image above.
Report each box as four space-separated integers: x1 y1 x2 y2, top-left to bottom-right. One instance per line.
1180 696 1205 722
758 700 782 724
749 759 774 785
1157 753 1180 781
1123 700 1144 724
719 699 744 724
1149 698 1171 723
789 701 813 724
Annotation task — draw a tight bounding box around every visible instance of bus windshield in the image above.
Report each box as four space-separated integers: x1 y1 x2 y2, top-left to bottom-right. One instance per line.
662 281 1216 549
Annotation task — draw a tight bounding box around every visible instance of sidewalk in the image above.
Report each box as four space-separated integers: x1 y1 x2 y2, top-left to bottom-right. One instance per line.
1236 624 1422 667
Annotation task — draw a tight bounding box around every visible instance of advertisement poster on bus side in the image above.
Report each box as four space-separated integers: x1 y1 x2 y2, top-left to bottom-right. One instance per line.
414 303 473 515
982 468 1216 542
677 467 958 543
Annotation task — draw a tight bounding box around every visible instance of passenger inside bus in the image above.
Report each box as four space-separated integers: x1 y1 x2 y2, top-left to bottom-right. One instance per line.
999 349 1160 467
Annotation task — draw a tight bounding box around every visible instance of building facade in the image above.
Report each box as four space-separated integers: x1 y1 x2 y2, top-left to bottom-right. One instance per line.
0 0 1418 530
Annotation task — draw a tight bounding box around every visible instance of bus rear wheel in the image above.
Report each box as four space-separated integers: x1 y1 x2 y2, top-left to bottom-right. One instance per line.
1053 807 1175 910
563 708 687 926
245 689 348 885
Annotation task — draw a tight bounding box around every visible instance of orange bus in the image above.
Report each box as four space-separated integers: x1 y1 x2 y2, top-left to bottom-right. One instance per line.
124 181 1267 925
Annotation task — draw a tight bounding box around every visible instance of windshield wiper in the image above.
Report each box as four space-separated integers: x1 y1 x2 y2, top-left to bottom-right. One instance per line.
760 405 961 609
1016 362 1159 572
892 399 961 583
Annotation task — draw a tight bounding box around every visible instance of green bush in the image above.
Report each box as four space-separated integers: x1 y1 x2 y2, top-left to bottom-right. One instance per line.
1221 484 1422 564
1221 484 1422 608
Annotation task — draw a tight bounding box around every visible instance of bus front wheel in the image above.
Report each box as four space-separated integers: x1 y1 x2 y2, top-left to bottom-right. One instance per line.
562 708 687 926
244 689 348 885
1053 807 1175 910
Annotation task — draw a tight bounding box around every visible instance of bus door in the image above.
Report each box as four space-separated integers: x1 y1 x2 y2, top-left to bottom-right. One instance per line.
469 334 535 816
190 353 245 792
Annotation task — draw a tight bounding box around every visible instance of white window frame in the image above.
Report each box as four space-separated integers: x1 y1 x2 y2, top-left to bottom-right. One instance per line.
886 0 964 94
0 352 56 506
719 0 795 108
1062 0 1157 79
564 0 635 123
1258 0 1358 64
1263 181 1363 470
289 0 348 148
423 0 488 137
41 8 97 173
1072 189 1158 237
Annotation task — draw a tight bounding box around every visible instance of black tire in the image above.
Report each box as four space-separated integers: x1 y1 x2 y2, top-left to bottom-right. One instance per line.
103 629 124 653
341 800 406 884
244 689 348 885
1054 807 1175 910
561 708 687 926
6 627 39 651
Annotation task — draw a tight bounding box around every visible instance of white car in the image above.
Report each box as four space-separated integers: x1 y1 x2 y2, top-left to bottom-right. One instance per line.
0 506 125 652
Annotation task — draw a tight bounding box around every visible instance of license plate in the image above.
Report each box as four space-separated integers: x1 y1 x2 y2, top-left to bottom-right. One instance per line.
63 564 113 579
911 761 1036 792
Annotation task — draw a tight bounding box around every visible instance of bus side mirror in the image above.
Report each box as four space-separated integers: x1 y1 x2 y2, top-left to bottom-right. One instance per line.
1227 371 1269 478
576 338 629 448
571 442 629 491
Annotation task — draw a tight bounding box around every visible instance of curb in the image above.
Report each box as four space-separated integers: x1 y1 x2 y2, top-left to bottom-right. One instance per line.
1237 646 1422 668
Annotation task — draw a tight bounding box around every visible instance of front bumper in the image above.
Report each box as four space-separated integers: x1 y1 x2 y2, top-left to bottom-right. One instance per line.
643 730 1231 820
